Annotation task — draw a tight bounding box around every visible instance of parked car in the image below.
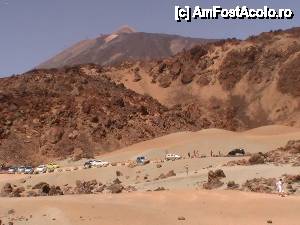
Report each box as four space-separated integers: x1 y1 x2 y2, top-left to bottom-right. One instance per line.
47 163 60 170
136 156 150 165
17 166 26 174
24 166 34 174
227 148 245 156
84 160 93 169
0 166 9 173
90 160 109 167
8 167 17 174
165 153 181 161
35 165 47 173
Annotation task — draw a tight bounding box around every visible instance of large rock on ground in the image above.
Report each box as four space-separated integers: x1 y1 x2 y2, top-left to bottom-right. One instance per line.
108 183 124 193
0 183 13 197
48 186 63 196
248 153 265 165
74 180 98 194
242 178 276 193
203 169 226 190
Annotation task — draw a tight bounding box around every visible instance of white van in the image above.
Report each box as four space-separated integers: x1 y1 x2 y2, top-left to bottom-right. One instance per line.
165 154 181 161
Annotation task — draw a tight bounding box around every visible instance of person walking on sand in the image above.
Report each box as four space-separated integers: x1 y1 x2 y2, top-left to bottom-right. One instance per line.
276 178 285 196
184 164 189 176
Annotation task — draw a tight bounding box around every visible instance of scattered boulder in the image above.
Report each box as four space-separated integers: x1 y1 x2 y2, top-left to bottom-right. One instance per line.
1 183 13 197
25 190 38 197
178 216 186 221
203 169 226 190
116 170 123 177
154 187 166 191
32 182 48 189
213 169 226 179
48 186 63 196
39 184 51 195
124 185 137 192
113 178 122 184
248 153 265 165
7 209 15 215
242 178 276 193
265 140 300 164
94 185 105 193
61 186 74 195
203 179 224 190
108 183 124 194
11 186 25 197
227 181 239 190
284 174 300 183
74 180 98 194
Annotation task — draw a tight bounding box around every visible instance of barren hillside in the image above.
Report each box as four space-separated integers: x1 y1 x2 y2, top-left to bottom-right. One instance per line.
0 67 241 165
1 28 299 165
99 28 300 129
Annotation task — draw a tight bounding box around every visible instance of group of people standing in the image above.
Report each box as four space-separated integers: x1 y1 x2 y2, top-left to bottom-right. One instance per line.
187 150 200 158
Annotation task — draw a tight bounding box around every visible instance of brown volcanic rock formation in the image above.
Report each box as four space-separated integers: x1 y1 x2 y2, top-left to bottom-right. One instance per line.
100 28 300 129
266 140 300 165
1 66 236 165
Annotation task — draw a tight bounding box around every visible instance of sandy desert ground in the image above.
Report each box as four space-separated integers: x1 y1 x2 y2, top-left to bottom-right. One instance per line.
2 190 300 225
1 125 300 225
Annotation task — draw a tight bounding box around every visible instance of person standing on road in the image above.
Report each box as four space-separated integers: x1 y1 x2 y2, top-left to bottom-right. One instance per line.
184 164 189 176
276 178 285 196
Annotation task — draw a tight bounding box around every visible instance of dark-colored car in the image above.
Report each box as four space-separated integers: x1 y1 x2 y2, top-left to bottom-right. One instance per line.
136 156 150 165
24 166 34 174
227 148 245 156
84 160 93 169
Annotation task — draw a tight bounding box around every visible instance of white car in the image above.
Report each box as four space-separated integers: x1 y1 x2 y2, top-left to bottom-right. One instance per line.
35 165 47 173
90 160 109 167
8 167 17 174
24 167 34 174
165 153 181 161
17 166 26 174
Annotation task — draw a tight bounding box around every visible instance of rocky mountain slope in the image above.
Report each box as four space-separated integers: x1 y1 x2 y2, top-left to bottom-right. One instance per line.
1 27 299 165
0 67 240 165
38 26 218 69
99 27 300 129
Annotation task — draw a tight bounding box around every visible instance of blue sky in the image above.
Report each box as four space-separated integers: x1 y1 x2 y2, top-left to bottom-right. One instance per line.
0 0 299 76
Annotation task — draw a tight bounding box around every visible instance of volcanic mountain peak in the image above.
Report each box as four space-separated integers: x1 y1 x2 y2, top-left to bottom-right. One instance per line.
37 29 218 69
113 25 136 34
